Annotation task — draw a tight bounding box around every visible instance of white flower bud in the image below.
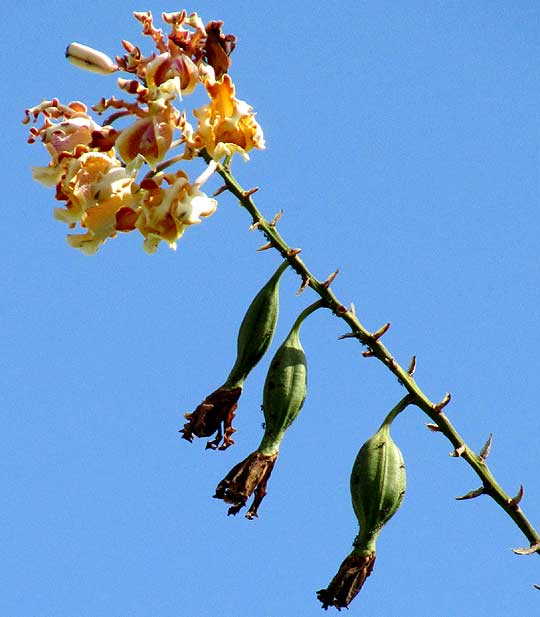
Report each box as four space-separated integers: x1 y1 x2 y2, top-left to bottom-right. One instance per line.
65 42 118 75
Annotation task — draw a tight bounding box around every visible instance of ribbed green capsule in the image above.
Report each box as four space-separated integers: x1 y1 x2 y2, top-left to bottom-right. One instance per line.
259 300 322 454
317 401 408 610
224 259 289 388
181 260 288 450
350 418 406 552
214 300 323 518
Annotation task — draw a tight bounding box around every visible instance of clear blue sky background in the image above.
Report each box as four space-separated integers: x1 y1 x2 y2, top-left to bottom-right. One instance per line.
4 1 540 616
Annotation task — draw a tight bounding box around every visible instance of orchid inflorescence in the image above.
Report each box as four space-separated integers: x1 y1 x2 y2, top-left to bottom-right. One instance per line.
23 8 540 613
23 10 264 254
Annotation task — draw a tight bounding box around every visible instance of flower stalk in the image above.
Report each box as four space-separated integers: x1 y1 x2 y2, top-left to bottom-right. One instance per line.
202 150 540 551
23 9 540 612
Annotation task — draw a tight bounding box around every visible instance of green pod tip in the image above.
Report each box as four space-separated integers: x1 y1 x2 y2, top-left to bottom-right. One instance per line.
224 259 289 388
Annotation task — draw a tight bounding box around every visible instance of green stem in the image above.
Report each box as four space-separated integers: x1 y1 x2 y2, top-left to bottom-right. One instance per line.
379 394 415 430
202 151 540 551
292 299 325 330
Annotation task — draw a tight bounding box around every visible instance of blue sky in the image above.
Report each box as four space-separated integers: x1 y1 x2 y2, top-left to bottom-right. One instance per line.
4 1 540 615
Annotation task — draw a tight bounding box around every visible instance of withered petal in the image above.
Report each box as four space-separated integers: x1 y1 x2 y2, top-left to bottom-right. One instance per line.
204 20 237 79
180 386 241 450
214 450 277 517
317 551 376 611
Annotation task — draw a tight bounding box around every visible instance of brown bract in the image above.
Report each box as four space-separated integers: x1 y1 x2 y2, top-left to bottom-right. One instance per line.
214 450 278 519
317 551 376 611
180 386 241 450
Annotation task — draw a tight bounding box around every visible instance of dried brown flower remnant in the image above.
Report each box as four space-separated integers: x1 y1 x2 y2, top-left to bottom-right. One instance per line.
180 386 241 450
317 551 376 611
204 20 237 79
214 450 277 518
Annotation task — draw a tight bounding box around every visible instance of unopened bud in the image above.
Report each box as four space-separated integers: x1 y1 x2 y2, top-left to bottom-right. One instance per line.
65 42 118 75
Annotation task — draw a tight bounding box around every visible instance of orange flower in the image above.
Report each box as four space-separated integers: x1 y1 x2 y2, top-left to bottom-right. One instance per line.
192 74 265 160
67 191 138 254
136 171 217 253
55 152 139 254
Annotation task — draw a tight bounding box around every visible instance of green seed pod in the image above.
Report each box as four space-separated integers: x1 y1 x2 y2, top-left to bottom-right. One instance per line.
259 300 323 453
182 260 288 451
350 414 406 553
214 300 323 517
224 259 289 388
317 398 409 610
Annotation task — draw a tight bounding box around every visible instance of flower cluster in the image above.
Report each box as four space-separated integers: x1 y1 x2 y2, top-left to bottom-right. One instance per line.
23 10 264 254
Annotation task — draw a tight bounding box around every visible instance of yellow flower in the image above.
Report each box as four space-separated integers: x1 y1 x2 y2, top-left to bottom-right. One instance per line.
192 74 265 160
55 152 139 254
136 171 217 253
67 191 138 255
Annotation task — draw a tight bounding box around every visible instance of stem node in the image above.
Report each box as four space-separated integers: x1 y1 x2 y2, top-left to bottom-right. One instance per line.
212 184 229 197
322 269 340 288
449 444 466 457
371 322 391 341
509 485 524 508
433 392 452 412
456 487 485 500
338 331 358 340
479 433 493 462
296 276 310 295
269 210 283 227
242 186 259 198
512 542 540 556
